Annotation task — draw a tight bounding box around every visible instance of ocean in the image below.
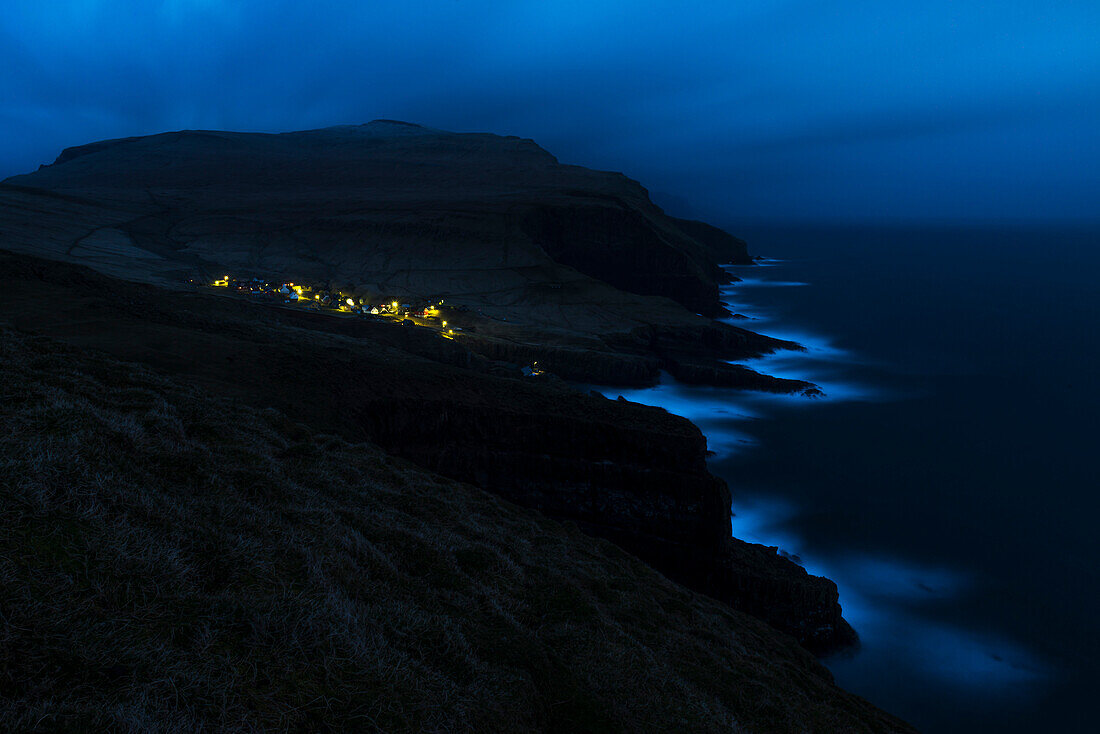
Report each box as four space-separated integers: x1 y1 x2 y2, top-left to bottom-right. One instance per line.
606 224 1099 732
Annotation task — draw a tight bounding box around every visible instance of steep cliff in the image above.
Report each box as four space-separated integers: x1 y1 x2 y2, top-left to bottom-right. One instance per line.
671 216 754 265
1 250 852 652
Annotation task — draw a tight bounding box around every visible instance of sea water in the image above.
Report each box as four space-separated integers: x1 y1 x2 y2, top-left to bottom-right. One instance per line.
605 224 1099 733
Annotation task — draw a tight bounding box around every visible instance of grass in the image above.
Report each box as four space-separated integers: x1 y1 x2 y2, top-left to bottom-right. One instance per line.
0 326 912 733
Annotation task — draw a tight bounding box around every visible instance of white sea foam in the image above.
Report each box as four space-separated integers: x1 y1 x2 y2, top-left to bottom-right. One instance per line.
828 578 1047 692
729 492 1046 691
725 277 810 288
616 262 1048 696
599 376 759 460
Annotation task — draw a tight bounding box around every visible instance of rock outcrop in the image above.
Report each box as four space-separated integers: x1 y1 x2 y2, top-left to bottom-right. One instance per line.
671 216 753 265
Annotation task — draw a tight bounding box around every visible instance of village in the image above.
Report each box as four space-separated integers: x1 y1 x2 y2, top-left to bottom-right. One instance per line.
198 274 545 376
199 274 468 336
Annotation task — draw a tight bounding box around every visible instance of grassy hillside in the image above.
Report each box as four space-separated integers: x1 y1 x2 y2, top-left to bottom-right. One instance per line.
0 326 912 733
0 250 852 654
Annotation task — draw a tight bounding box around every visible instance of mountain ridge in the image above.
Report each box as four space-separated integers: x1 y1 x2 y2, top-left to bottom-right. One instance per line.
2 122 769 391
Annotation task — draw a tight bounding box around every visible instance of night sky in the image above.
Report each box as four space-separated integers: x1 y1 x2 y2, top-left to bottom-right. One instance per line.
2 1 1096 223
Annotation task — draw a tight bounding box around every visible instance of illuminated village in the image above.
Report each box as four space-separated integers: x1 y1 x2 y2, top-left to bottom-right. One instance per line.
198 276 557 381
201 274 468 338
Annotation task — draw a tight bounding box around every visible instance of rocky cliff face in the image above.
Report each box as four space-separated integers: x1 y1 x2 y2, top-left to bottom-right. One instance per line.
520 203 724 317
0 250 854 652
670 216 754 265
377 402 854 653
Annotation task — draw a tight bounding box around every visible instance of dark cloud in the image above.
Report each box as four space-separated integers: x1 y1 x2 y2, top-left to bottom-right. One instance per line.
1 0 1096 222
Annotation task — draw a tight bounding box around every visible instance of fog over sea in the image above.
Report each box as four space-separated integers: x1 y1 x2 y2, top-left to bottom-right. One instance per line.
602 224 1098 733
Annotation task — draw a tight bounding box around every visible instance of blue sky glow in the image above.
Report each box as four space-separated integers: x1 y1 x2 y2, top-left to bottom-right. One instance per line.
1 1 1096 223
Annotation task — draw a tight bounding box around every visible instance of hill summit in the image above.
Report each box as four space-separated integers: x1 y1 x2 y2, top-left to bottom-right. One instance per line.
6 120 749 319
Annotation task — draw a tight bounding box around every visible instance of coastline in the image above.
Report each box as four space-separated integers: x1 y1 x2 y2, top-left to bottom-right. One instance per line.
3 117 1087 730
0 245 856 657
581 264 868 654
589 262 896 686
612 235 1077 732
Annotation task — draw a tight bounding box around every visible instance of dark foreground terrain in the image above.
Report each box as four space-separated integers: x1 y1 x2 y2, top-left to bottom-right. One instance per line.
0 323 913 732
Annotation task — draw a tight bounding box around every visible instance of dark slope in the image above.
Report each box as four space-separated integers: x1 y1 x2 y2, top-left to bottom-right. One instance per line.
671 216 753 265
0 325 914 732
2 249 850 653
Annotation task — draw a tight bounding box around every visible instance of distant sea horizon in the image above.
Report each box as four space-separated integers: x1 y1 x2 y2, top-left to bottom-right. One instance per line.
605 222 1098 733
